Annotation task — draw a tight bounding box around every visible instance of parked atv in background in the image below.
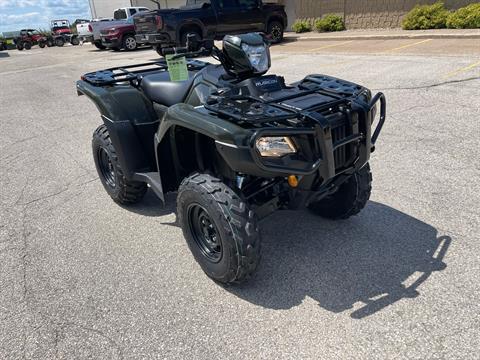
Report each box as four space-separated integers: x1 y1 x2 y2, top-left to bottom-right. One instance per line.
77 33 386 284
0 40 6 51
14 29 53 50
50 20 79 47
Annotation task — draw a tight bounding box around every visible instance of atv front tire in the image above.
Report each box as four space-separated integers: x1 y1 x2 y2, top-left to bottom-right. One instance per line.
308 163 372 219
92 125 147 205
177 173 261 284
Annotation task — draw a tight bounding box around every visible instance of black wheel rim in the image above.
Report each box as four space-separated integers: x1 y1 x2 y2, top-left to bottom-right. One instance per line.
97 147 116 188
187 204 222 263
271 24 282 42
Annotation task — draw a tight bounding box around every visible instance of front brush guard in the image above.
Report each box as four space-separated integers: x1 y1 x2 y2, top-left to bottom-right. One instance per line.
249 92 386 179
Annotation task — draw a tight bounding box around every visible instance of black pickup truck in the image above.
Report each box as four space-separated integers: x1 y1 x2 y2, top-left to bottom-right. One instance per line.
134 0 287 55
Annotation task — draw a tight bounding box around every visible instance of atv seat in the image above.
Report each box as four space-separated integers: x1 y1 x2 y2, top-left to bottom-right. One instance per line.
140 70 195 107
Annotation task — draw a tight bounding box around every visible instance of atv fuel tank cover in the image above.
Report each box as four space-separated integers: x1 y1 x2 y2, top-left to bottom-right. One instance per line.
301 75 364 96
238 75 285 97
206 98 292 123
281 93 337 111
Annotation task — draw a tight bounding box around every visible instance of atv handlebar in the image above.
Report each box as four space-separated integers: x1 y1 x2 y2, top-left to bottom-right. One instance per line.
168 46 212 60
162 35 215 59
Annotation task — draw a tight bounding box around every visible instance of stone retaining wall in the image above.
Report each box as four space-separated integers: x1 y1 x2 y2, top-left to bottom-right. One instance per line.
286 0 474 28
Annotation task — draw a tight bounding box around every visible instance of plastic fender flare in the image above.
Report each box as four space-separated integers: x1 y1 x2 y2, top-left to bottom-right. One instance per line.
155 104 252 177
76 80 157 178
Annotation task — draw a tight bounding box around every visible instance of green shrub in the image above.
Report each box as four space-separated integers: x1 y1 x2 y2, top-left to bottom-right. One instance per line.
402 2 450 30
315 14 345 32
447 3 480 29
292 19 312 33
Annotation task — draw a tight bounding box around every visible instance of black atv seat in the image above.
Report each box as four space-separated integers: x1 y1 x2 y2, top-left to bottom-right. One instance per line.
140 70 195 107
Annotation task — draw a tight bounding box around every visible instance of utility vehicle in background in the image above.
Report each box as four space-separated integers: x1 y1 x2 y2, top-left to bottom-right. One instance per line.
50 20 79 47
14 29 52 50
76 33 386 284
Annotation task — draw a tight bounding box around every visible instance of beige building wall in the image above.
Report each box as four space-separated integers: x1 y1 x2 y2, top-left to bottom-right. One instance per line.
89 0 131 19
131 0 186 8
281 0 473 29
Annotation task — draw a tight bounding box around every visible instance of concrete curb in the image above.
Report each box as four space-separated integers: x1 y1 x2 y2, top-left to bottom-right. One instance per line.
285 33 480 41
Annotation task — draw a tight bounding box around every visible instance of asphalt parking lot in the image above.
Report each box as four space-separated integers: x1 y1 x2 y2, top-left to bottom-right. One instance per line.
1 38 479 359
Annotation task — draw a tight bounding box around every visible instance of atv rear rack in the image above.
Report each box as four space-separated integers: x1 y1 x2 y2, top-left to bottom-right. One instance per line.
81 60 208 86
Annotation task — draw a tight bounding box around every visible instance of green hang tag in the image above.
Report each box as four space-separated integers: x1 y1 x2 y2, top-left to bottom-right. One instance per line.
166 54 189 82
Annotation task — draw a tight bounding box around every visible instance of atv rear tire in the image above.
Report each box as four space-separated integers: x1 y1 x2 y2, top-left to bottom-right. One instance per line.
92 125 147 205
177 173 261 284
24 42 32 50
39 41 46 48
55 38 64 47
46 39 54 47
16 43 24 51
71 37 80 46
308 163 372 220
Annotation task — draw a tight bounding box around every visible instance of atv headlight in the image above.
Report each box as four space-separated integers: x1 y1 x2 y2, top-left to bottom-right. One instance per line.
223 33 271 77
241 43 269 74
255 137 296 157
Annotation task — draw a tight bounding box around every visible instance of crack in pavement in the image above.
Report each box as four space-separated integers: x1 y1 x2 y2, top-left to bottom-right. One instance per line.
373 76 480 91
2 173 119 359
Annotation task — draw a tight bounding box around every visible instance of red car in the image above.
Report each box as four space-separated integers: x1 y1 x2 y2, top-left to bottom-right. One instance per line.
100 22 148 51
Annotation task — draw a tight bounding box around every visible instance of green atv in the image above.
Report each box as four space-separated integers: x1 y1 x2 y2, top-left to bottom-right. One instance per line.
76 33 386 284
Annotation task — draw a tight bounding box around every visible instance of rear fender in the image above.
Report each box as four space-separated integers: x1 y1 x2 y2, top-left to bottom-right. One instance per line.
76 80 158 179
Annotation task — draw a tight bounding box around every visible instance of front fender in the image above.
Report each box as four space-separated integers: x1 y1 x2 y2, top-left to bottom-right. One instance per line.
156 104 280 178
157 103 251 145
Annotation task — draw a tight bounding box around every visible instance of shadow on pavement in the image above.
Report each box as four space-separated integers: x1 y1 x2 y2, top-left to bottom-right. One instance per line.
0 52 10 58
124 196 451 318
227 201 451 318
120 189 175 217
87 46 153 53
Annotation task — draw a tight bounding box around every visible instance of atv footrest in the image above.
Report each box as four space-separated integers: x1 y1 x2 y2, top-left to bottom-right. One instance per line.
133 172 164 203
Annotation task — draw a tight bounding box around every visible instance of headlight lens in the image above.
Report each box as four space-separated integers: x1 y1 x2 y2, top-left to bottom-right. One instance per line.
241 43 269 73
255 137 296 157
